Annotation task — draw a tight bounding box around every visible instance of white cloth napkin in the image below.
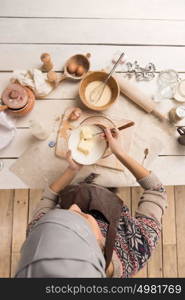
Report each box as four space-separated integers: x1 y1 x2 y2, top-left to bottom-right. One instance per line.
11 69 53 98
0 112 16 150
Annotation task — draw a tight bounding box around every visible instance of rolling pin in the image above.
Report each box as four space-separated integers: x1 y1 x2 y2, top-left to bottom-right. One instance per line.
115 74 167 121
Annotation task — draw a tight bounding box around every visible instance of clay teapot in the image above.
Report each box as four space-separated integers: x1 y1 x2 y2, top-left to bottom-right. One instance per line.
0 83 35 116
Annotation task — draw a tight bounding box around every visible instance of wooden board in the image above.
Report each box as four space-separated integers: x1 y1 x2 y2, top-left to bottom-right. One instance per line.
11 189 28 277
29 189 43 222
55 106 134 171
163 244 177 278
1 0 185 20
162 186 177 277
0 18 185 45
162 186 176 244
0 190 14 277
1 45 185 72
147 237 163 277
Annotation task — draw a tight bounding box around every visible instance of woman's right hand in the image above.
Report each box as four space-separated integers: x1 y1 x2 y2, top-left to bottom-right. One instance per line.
103 128 124 156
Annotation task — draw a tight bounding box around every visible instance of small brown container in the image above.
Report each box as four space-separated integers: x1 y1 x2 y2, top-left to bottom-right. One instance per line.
79 71 120 111
59 53 91 82
0 84 35 117
9 87 35 117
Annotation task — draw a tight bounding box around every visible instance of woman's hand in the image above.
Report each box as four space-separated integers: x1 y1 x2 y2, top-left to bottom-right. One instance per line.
104 128 150 180
104 128 124 156
66 150 83 171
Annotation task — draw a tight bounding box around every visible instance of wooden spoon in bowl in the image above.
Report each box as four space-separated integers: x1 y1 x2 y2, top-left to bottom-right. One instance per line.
93 121 135 136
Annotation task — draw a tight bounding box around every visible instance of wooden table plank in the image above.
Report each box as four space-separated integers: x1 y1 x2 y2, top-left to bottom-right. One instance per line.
162 186 177 277
28 189 43 222
175 186 185 277
163 186 176 244
163 244 177 277
0 72 184 105
1 0 185 20
0 18 185 45
0 72 184 129
11 189 28 277
0 73 185 105
1 44 185 72
147 236 163 277
0 190 14 277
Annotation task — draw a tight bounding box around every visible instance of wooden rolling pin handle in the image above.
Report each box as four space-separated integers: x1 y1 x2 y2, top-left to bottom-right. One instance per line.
152 109 167 121
0 105 8 111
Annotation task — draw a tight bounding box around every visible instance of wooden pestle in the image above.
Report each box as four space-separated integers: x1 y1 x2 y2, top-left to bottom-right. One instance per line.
115 74 167 121
40 53 53 72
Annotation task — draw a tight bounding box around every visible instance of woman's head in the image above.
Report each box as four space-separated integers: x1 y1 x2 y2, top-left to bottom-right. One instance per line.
15 209 106 278
69 204 104 248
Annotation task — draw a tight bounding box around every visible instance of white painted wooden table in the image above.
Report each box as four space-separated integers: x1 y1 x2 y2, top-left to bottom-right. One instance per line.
0 0 185 189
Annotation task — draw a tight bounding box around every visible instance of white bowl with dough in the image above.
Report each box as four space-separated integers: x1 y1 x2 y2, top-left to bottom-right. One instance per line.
68 125 107 165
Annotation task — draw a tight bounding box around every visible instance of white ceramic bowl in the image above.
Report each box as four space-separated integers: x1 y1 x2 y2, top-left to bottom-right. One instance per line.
68 125 107 165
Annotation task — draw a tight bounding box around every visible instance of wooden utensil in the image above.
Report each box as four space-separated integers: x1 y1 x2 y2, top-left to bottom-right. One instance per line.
115 74 167 121
58 53 91 83
93 121 135 136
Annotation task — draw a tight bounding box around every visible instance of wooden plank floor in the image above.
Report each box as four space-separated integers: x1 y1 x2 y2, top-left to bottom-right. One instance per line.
0 186 184 278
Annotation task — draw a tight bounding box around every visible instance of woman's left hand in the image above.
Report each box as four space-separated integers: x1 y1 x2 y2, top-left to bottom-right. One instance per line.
66 150 83 171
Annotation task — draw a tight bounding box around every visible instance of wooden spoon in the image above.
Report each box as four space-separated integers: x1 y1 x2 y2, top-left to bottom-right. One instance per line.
93 121 135 136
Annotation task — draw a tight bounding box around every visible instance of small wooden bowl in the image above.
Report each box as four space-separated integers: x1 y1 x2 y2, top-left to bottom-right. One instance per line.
64 53 91 80
79 71 120 111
